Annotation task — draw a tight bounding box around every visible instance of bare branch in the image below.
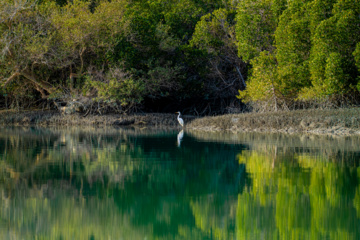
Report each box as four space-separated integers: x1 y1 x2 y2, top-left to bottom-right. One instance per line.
2 71 20 87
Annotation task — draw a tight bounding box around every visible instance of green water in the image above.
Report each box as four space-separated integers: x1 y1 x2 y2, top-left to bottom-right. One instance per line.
0 127 360 240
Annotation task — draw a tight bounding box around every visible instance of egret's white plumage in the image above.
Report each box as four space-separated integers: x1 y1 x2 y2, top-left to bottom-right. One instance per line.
175 111 184 127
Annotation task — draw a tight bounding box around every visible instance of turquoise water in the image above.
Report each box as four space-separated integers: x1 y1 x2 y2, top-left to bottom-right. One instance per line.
0 127 360 239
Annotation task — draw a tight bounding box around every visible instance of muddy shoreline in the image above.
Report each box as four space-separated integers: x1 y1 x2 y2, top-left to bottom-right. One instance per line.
187 108 360 136
0 110 189 128
1 108 360 135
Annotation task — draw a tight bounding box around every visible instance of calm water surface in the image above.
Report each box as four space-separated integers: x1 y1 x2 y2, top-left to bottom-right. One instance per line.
0 127 360 239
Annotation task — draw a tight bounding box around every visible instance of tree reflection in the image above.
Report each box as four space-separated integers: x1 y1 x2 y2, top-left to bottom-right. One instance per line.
237 145 360 240
0 127 359 239
0 127 248 239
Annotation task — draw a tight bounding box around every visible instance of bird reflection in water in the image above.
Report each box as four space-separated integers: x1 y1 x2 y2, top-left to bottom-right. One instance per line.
177 129 184 147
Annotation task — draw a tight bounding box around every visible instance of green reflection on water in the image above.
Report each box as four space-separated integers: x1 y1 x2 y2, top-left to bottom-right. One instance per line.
0 127 359 240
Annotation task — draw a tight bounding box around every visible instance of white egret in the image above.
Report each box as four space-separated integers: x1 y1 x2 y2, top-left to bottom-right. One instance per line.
175 111 184 127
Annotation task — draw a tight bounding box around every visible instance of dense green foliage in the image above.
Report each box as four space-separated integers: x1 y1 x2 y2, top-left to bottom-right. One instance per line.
238 0 360 111
0 0 359 113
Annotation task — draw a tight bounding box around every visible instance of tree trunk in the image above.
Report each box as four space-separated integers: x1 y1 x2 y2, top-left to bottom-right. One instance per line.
235 66 246 88
21 69 55 96
2 69 55 97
